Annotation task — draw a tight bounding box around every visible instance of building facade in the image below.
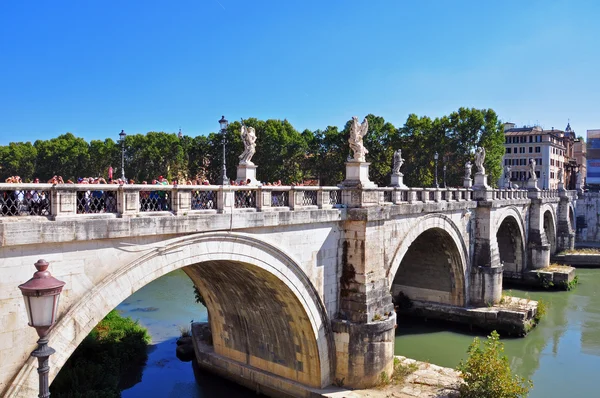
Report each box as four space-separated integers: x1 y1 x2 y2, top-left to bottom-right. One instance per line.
502 123 568 190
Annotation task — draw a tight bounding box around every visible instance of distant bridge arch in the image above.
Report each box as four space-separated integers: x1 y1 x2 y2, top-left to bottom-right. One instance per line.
387 214 468 306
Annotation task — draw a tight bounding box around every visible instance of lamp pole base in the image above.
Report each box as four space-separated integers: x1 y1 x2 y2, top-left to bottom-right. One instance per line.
31 337 55 398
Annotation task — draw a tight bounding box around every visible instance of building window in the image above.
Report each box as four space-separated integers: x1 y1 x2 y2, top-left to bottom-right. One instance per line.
535 146 540 153
551 159 554 166
507 147 511 154
536 171 540 178
529 147 533 153
529 135 533 143
538 158 542 165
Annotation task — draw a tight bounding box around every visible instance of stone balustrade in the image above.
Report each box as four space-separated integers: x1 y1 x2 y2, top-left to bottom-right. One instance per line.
0 183 579 219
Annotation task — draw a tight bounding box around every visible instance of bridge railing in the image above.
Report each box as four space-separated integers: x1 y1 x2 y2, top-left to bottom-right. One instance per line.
0 183 347 218
491 189 530 201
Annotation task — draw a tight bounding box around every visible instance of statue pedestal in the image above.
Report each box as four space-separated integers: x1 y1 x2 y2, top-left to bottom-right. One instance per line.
342 162 377 188
390 173 407 188
236 163 259 185
472 173 489 189
558 182 565 191
527 178 539 190
463 177 472 188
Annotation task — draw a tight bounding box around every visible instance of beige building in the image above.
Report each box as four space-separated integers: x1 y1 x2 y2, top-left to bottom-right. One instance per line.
502 123 568 189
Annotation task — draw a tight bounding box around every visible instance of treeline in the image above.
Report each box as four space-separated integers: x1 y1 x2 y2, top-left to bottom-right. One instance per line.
0 107 505 187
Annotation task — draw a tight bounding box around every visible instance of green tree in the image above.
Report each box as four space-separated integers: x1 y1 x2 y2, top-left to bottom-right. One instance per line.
34 133 90 181
0 142 38 181
457 331 532 398
396 108 505 188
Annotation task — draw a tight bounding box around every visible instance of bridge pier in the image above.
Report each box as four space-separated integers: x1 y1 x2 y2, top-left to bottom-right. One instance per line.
333 219 396 388
471 190 503 305
556 191 575 252
527 196 551 270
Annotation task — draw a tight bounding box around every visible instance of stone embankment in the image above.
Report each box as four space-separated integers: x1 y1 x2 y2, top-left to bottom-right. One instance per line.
188 322 462 398
323 357 461 398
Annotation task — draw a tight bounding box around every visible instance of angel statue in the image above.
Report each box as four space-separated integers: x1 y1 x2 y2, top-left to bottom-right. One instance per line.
392 149 404 174
529 158 537 180
474 147 486 174
557 168 564 184
239 123 257 165
464 161 472 179
348 116 369 162
504 165 511 179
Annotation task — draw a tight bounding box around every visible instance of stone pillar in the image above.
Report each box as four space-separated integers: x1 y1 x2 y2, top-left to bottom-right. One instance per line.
389 173 407 188
470 203 503 306
342 161 377 189
463 177 472 188
556 192 575 252
235 163 259 185
171 187 191 216
117 187 140 216
50 188 77 219
472 172 489 190
527 191 550 270
256 188 272 211
217 187 235 213
333 219 395 389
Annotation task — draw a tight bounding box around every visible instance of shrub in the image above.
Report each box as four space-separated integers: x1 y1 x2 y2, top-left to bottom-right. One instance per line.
50 310 150 397
457 331 532 398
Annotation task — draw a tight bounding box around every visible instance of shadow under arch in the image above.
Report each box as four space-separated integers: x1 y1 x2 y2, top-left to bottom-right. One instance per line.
495 206 527 275
387 214 468 307
542 205 557 255
8 232 333 396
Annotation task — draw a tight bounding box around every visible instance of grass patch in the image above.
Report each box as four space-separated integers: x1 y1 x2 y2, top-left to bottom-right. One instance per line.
533 299 548 324
377 357 419 388
179 325 191 338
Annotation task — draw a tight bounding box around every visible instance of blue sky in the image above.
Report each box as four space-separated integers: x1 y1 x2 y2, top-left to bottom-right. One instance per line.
0 0 597 145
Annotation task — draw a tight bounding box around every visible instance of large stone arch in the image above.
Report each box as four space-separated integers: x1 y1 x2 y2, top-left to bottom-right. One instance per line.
495 207 527 276
387 214 468 306
569 203 576 231
542 204 557 255
8 232 333 396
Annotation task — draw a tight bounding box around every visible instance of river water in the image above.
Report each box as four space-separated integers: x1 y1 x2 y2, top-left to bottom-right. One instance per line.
117 268 600 397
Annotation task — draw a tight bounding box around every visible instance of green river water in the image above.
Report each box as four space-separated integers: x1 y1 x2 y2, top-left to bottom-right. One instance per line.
117 268 600 397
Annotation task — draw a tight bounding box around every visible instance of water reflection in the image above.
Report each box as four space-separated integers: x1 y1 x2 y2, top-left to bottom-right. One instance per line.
396 269 600 398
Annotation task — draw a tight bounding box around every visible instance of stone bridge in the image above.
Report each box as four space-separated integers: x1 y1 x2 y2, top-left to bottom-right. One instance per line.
0 181 577 397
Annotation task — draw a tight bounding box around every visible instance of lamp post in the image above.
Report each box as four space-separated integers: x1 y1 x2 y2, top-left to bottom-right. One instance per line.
434 152 439 188
18 259 65 398
219 116 230 185
119 130 127 181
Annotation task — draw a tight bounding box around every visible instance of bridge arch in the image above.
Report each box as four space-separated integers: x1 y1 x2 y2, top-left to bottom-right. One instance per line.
495 206 527 276
542 204 557 254
9 232 333 395
387 214 468 306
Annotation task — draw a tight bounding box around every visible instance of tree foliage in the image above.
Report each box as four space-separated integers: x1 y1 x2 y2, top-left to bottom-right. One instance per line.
0 109 506 187
457 331 532 398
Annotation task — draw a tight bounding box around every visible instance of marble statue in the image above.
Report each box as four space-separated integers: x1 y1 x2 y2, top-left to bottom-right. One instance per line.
392 149 404 174
348 116 369 162
577 170 583 185
557 168 563 184
529 158 537 180
504 165 511 179
239 124 257 165
464 161 472 179
474 147 486 174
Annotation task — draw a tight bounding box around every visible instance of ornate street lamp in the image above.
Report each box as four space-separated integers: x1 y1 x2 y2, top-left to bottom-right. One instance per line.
18 259 65 398
119 130 127 181
434 152 439 188
219 116 230 185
